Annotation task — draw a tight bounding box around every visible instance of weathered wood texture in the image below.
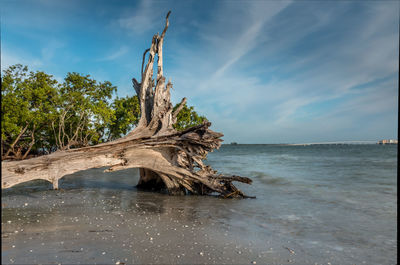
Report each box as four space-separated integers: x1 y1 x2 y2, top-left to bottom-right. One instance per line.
1 12 253 198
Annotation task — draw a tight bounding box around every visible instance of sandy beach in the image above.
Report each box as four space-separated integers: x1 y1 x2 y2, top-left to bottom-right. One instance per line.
3 168 326 265
2 144 397 265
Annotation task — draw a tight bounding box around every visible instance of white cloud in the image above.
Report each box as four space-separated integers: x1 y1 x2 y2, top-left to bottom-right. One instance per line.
6 0 395 143
41 39 65 62
1 50 43 71
166 1 398 143
117 0 166 35
99 46 130 61
1 38 67 71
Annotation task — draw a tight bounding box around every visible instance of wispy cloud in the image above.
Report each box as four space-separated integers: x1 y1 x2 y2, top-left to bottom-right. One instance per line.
212 1 292 77
41 39 65 62
99 46 129 61
1 48 65 84
1 39 66 70
117 0 165 35
1 48 43 71
2 0 397 143
166 1 398 142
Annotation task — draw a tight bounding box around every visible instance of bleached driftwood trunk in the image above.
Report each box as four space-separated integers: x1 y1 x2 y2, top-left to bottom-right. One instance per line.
1 12 253 198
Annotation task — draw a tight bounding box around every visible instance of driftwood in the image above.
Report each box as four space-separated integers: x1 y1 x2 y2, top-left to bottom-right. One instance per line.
1 12 253 198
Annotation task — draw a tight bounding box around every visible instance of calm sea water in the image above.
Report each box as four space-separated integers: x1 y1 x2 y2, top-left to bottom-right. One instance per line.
2 144 397 264
207 144 397 263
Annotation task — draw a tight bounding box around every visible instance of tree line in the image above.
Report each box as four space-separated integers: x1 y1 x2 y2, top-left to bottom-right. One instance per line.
1 64 206 160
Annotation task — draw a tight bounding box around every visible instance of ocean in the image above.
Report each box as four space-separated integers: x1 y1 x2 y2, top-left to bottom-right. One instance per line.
2 144 397 264
208 144 397 264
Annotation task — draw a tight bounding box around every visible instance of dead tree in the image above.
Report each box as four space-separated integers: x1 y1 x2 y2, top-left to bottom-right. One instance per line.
1 12 253 198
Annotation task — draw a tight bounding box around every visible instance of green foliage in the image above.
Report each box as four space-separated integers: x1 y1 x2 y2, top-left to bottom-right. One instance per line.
1 64 29 143
173 103 206 131
1 64 59 158
1 64 206 159
107 95 140 141
1 65 117 157
54 72 116 148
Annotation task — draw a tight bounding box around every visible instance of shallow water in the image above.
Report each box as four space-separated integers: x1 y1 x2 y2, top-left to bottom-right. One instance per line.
208 144 397 264
2 144 397 264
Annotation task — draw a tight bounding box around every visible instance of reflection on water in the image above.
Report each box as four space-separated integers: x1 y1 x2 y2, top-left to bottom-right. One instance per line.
3 168 264 264
2 145 397 264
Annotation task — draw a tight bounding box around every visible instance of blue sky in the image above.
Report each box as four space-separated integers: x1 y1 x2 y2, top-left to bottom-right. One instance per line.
1 0 398 144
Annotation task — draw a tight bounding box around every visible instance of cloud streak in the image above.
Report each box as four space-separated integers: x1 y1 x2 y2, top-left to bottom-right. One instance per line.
99 46 129 61
117 0 166 35
2 0 398 143
166 1 398 143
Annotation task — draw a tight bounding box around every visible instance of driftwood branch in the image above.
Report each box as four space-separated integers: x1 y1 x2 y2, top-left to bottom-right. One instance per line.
172 97 187 123
21 124 35 160
4 122 29 158
1 11 253 198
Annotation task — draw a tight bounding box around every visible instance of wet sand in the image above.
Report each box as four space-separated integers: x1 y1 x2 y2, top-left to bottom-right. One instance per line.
2 164 388 264
2 168 315 265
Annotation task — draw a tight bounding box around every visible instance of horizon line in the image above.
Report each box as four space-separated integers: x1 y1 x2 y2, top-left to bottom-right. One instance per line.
223 140 395 145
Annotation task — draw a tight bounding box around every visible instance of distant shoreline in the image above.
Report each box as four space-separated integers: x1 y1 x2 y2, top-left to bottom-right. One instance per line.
222 142 395 146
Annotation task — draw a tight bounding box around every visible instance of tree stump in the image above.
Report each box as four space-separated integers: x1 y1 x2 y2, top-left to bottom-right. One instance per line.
1 12 253 198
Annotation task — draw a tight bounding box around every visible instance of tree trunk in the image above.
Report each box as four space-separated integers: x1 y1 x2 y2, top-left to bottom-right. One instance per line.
1 11 253 198
3 122 29 159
